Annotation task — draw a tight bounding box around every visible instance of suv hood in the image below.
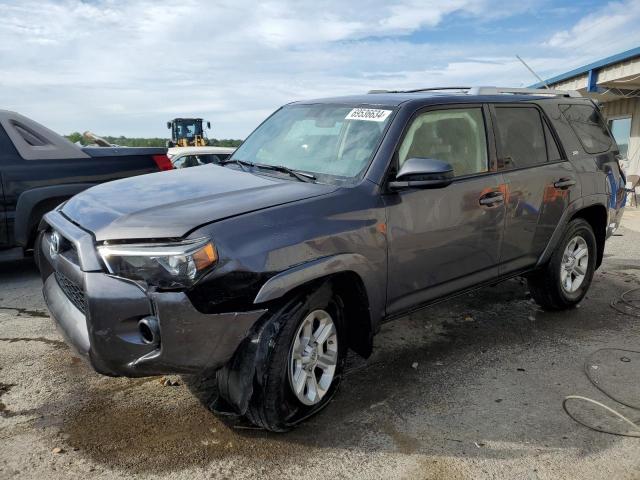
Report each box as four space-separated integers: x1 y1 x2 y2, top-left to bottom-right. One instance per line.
62 165 338 241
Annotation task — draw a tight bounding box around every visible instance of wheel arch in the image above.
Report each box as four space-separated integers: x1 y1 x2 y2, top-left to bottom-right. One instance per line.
570 204 607 268
253 254 383 358
537 196 609 270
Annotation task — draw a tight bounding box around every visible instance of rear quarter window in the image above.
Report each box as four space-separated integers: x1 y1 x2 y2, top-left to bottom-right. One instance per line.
560 104 612 154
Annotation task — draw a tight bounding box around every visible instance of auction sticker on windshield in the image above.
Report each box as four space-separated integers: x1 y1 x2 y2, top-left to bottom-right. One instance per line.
345 108 392 122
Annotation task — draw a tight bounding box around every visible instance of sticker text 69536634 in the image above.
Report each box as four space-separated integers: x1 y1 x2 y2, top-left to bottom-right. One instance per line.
345 108 392 122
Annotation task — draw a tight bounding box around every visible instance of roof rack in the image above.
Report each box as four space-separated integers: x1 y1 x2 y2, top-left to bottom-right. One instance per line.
367 87 471 94
467 86 582 98
367 86 581 98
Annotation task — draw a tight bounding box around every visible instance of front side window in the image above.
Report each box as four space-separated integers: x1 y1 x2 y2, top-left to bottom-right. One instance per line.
560 104 612 154
608 117 632 158
494 107 548 169
398 108 488 177
230 104 394 183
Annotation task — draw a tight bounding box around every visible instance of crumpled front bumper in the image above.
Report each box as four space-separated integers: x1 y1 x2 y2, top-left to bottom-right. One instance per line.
39 211 266 377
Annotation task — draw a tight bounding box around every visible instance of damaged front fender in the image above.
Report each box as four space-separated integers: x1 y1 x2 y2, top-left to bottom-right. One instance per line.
212 281 336 421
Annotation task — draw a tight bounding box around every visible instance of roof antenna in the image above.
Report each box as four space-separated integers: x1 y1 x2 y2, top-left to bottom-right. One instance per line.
516 55 550 89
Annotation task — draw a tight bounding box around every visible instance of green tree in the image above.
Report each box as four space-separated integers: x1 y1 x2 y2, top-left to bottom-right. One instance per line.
65 132 84 144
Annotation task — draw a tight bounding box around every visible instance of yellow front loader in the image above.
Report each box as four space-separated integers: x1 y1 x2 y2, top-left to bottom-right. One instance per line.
166 118 211 147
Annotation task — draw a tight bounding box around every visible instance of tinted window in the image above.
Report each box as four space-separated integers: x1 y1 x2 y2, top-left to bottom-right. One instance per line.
544 122 562 161
608 117 631 158
560 104 612 154
494 107 547 169
398 108 488 177
173 155 200 168
194 154 227 164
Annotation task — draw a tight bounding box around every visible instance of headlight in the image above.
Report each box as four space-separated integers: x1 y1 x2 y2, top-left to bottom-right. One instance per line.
98 238 217 289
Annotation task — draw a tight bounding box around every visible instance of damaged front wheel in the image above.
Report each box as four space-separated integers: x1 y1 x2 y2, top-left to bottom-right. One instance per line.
289 309 339 406
245 283 347 431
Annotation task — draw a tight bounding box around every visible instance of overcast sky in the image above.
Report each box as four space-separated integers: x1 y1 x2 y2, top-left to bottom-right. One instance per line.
1 0 640 139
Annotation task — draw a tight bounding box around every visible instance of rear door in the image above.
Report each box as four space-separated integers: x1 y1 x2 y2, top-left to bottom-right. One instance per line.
491 104 579 273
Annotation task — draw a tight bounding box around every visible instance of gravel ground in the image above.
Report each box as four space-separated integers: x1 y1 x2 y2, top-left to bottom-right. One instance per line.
2 212 640 479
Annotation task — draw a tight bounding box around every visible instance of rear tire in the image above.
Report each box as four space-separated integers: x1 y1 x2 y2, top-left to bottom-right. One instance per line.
245 282 346 432
528 218 597 311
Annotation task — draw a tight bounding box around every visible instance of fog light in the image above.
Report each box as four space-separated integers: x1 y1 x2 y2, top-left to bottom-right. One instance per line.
138 316 160 345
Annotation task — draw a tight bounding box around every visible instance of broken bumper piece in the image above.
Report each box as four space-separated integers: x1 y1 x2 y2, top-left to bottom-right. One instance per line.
39 211 266 378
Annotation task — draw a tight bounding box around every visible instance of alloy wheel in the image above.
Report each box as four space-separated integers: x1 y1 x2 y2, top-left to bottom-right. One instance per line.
288 309 338 406
560 235 589 293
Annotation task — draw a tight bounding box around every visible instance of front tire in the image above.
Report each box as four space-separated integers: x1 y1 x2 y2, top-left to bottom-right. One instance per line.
245 283 346 432
528 218 597 310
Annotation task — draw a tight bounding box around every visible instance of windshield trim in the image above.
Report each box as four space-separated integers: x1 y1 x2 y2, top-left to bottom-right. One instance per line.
229 102 398 186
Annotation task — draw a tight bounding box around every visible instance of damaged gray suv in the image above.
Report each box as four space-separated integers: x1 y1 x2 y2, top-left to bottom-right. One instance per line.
39 87 625 431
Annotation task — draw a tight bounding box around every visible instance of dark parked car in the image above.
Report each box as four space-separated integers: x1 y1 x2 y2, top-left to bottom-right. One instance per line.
0 110 172 260
38 87 625 431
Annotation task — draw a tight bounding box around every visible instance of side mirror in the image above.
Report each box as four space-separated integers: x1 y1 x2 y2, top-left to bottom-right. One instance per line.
166 121 171 129
389 157 454 190
207 121 211 129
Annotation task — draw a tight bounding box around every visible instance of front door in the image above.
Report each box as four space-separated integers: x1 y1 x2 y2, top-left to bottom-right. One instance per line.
384 105 506 316
491 105 578 273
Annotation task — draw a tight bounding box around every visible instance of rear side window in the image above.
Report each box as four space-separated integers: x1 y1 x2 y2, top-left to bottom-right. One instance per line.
494 107 548 169
560 104 612 154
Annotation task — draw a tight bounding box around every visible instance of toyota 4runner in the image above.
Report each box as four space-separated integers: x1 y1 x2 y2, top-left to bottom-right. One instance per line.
38 87 625 431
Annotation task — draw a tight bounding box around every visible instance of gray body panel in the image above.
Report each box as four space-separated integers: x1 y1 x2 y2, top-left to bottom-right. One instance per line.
62 165 338 241
38 92 626 380
499 161 579 273
384 173 505 315
39 224 268 376
0 110 90 161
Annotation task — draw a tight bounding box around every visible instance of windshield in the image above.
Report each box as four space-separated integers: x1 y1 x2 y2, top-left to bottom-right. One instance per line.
174 120 203 138
230 104 394 183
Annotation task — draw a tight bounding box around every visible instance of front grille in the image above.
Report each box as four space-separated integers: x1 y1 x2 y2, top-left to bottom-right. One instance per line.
55 271 87 315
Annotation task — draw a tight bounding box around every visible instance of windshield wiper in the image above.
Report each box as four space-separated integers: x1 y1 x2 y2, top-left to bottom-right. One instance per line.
219 158 254 171
253 163 317 183
219 159 316 182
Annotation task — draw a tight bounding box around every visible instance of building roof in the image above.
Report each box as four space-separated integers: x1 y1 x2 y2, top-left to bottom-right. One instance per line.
531 46 640 88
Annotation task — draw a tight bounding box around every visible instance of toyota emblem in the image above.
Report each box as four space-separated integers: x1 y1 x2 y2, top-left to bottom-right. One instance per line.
50 231 61 256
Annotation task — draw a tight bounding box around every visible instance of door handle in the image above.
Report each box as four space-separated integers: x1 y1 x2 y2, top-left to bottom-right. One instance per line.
554 178 576 189
479 192 504 206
